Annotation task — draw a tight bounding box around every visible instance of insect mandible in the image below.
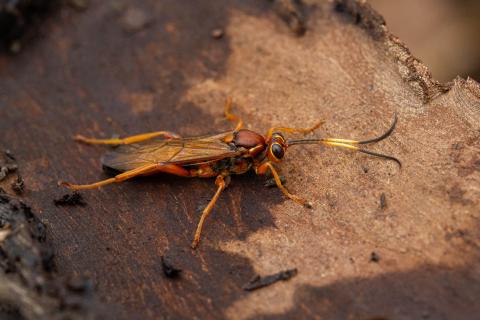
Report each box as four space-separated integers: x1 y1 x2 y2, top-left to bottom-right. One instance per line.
59 98 400 248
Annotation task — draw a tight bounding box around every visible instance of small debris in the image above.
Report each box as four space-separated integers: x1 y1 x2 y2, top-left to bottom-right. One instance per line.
272 0 307 36
0 167 8 181
4 150 15 161
210 28 224 39
243 268 297 291
6 163 17 171
0 150 18 181
66 276 94 294
161 256 182 278
0 225 12 242
12 175 25 194
370 251 380 263
264 175 286 188
0 149 25 195
54 192 87 207
122 7 153 33
379 193 387 210
304 201 313 209
0 164 17 181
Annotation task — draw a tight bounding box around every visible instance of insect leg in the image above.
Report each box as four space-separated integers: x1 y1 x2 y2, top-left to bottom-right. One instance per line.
59 164 190 190
224 97 243 131
74 131 181 145
266 121 323 141
255 162 311 208
192 174 231 249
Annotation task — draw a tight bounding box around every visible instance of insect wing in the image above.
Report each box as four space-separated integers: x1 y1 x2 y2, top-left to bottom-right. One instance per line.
102 132 239 172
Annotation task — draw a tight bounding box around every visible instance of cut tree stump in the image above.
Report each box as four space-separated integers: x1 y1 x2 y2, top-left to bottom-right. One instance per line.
0 0 479 319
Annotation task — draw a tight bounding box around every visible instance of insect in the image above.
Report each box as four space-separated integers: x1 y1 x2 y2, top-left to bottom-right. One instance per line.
59 98 400 248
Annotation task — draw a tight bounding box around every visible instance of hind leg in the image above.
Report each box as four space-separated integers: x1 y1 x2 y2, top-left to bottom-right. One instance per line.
74 131 181 145
59 164 190 190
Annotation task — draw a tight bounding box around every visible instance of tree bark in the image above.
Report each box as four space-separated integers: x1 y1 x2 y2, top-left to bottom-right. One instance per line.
0 0 478 319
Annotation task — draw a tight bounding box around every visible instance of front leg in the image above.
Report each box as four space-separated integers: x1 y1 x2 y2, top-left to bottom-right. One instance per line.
255 162 312 208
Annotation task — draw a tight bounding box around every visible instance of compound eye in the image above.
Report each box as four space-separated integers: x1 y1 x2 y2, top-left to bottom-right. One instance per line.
271 143 285 160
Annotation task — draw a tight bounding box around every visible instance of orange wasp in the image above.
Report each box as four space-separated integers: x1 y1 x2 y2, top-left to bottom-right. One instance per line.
60 98 400 248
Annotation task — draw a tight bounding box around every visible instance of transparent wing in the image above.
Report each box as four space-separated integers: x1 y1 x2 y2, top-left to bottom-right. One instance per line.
101 131 240 172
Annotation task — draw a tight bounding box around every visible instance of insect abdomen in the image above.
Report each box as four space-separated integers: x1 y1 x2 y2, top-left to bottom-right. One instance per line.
187 164 219 178
187 156 253 177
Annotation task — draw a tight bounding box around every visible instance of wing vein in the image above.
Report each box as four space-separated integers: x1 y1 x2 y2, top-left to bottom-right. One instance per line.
102 131 239 172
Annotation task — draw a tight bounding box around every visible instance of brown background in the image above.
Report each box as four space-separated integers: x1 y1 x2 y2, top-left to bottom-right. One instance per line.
0 1 479 319
371 0 480 82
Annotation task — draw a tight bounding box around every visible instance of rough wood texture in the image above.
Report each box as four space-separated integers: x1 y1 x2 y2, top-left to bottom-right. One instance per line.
0 190 106 320
0 0 479 319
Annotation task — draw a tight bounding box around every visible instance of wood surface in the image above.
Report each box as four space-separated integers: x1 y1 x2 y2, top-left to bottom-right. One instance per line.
0 0 479 319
